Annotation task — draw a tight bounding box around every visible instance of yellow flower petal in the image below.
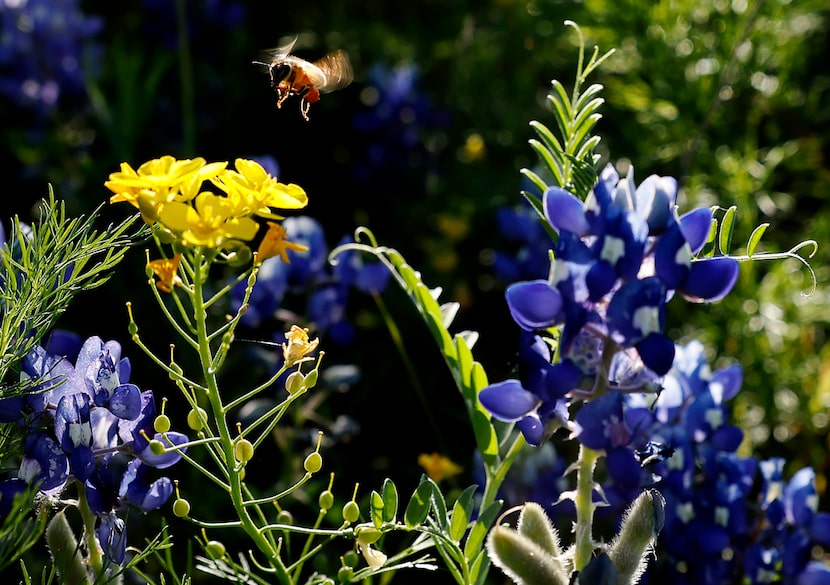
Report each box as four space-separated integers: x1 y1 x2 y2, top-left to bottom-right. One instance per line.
417 452 463 482
282 325 319 366
257 221 309 263
147 253 183 293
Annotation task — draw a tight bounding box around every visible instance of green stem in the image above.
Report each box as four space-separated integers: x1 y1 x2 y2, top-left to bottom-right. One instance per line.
573 444 600 571
77 485 104 575
189 253 293 584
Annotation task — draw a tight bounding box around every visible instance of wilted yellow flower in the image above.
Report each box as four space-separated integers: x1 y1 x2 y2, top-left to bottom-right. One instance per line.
106 156 227 224
257 221 309 262
147 253 183 293
158 192 259 248
282 325 319 365
418 452 463 482
213 158 308 220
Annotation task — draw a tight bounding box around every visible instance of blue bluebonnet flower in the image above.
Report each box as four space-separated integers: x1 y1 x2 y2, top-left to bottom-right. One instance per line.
479 164 740 448
0 0 102 113
744 461 830 584
0 332 185 567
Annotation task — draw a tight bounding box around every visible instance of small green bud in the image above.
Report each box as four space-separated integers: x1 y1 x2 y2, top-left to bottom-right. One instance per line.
277 509 293 525
319 489 334 511
343 500 360 524
304 451 323 474
173 498 191 518
226 245 253 267
337 566 354 583
285 371 305 395
356 526 382 545
169 361 183 380
304 368 318 389
187 407 208 431
234 439 254 463
205 540 226 560
154 414 171 434
342 550 360 568
149 439 166 455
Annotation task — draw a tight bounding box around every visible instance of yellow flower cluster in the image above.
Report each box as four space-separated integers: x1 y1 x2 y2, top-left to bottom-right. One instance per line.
106 156 308 255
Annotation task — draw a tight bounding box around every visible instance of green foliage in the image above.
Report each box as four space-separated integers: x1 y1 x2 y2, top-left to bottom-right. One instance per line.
0 482 47 573
0 193 143 384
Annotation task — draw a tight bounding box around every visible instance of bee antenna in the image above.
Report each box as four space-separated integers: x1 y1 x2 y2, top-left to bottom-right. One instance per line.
252 60 270 67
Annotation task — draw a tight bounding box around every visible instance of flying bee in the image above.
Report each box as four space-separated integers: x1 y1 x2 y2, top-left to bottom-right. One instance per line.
253 37 353 121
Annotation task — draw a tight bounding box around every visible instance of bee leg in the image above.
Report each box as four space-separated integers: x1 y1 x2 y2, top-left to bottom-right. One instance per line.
300 98 311 121
275 88 290 108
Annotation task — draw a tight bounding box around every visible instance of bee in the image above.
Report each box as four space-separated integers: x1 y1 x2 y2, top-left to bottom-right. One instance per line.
253 36 353 121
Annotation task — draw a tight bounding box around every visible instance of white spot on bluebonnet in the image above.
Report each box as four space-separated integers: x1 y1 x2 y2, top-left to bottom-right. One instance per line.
677 501 695 523
674 243 692 268
600 235 625 265
68 422 92 447
19 458 41 482
715 506 729 527
705 408 724 429
633 305 660 336
667 449 684 471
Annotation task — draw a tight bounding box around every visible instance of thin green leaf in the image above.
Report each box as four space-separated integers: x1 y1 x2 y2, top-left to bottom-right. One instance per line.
381 478 398 523
448 485 478 542
428 477 448 530
701 216 719 258
404 480 434 529
747 223 770 257
529 120 564 156
463 500 503 559
573 83 605 112
718 206 737 256
370 490 385 528
528 140 565 187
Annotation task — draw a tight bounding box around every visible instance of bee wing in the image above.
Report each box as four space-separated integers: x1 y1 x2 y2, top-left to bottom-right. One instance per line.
312 50 353 93
259 35 299 65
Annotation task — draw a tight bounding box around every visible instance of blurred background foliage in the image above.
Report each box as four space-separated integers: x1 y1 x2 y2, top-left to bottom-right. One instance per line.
1 0 829 578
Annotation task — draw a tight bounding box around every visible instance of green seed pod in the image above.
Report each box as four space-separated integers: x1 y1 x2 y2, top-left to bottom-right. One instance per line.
172 498 191 518
285 371 305 395
343 500 360 524
128 321 138 336
336 566 354 583
277 509 293 525
154 414 171 434
318 489 334 511
304 452 323 473
342 550 360 568
304 368 318 389
205 540 226 560
234 439 254 463
149 439 166 455
356 526 382 545
187 407 208 431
